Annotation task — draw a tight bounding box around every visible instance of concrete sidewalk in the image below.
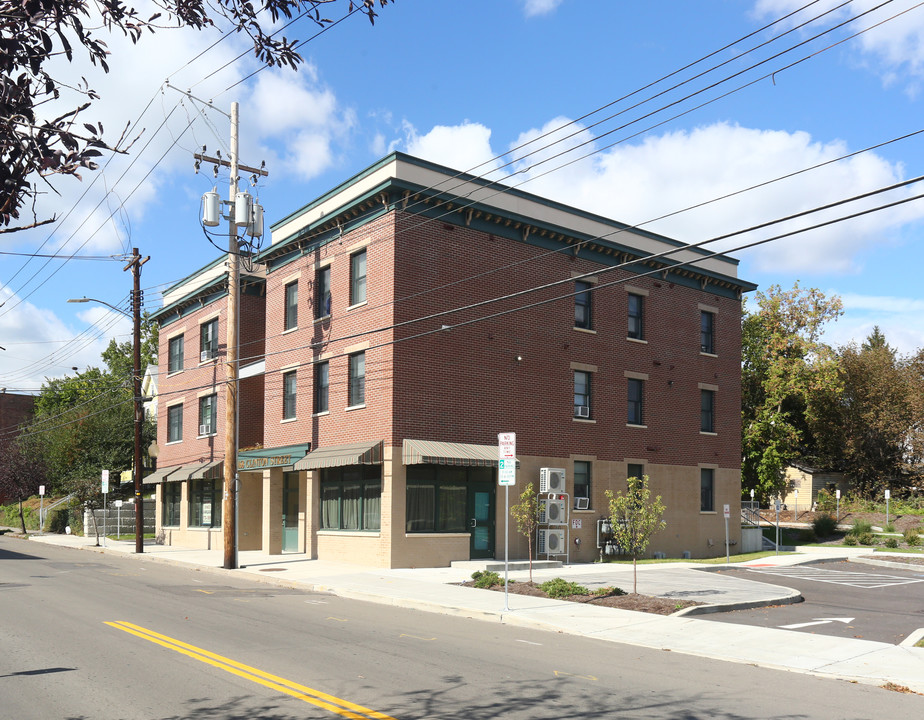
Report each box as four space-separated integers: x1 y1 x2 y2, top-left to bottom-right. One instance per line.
19 531 924 694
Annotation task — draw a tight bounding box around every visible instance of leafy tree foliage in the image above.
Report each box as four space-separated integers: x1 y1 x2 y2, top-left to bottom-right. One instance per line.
605 474 666 594
1 0 391 233
26 320 157 493
509 481 538 582
809 329 924 496
0 437 48 533
741 283 842 500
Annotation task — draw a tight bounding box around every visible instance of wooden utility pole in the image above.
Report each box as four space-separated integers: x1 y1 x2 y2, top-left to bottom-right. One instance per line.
194 103 267 569
124 248 149 554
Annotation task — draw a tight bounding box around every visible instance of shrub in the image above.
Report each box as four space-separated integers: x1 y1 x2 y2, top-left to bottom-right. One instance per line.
843 535 858 546
884 537 899 549
539 578 589 598
45 507 71 534
903 528 920 546
884 523 895 533
812 513 837 538
857 532 875 546
850 520 873 536
471 571 503 589
592 586 626 597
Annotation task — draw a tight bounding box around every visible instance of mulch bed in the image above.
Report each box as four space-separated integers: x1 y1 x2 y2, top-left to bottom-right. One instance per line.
460 580 701 615
759 510 923 533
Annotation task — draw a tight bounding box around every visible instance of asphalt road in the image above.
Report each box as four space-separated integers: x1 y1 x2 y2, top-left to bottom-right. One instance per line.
1 537 922 719
704 560 924 644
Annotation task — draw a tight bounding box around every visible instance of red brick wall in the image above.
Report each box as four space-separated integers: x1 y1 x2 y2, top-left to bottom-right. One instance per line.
389 212 742 469
261 214 397 450
0 393 35 435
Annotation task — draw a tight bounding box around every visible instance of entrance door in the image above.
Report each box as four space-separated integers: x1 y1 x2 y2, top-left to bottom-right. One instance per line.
468 481 495 559
282 472 299 552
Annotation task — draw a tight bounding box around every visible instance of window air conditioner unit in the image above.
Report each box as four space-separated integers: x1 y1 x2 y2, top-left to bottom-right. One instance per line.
575 497 590 511
539 468 566 493
200 350 213 362
575 405 590 418
199 424 210 436
538 529 565 555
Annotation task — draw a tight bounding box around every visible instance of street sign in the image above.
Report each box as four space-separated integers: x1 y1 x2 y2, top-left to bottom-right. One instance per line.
101 469 109 494
723 504 730 518
498 433 516 486
39 485 45 496
113 500 123 508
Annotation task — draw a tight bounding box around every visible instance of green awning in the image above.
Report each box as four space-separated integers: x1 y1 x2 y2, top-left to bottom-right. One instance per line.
293 440 382 470
237 443 312 472
402 439 516 468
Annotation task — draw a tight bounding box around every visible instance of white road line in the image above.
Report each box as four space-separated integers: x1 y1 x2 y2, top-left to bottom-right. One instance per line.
746 566 924 589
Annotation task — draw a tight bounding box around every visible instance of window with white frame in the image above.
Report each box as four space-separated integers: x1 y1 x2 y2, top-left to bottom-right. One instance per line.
283 370 297 420
350 249 367 305
284 281 298 331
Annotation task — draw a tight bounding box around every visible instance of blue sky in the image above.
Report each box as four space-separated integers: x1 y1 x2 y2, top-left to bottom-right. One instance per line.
3 0 924 392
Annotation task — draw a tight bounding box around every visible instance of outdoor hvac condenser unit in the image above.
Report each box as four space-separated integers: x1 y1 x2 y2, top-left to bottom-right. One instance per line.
539 467 566 493
538 529 566 555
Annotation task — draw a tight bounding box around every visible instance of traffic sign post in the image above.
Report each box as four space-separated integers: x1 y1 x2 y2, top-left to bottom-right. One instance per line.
101 470 109 547
723 504 730 564
498 433 516 612
774 499 781 556
39 485 45 532
885 489 891 528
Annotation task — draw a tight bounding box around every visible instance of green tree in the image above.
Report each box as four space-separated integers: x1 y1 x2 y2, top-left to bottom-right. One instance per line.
809 329 920 496
741 283 843 500
27 318 157 493
509 482 539 582
605 474 666 594
0 437 48 534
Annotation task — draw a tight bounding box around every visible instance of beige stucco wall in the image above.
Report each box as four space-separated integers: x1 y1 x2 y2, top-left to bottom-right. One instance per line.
153 451 741 567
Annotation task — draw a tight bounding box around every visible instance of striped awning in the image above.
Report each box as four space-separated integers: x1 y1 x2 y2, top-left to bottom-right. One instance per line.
293 440 383 470
402 439 516 468
142 465 184 485
187 460 224 480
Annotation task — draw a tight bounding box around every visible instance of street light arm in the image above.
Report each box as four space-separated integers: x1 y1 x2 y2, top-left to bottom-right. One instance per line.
67 296 132 318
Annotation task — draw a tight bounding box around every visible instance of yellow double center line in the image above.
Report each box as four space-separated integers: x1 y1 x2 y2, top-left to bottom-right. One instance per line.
105 621 398 720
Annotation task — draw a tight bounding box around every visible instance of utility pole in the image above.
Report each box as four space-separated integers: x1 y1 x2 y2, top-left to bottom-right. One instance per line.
195 102 267 570
124 248 149 553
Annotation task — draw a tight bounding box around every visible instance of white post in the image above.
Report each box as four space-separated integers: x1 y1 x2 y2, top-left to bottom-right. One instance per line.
885 489 891 528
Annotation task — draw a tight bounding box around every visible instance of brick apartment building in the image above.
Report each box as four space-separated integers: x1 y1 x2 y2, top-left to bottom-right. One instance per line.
0 391 35 437
146 153 756 567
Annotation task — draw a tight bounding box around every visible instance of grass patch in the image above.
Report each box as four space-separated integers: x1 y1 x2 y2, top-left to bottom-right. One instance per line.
917 638 924 648
599 550 795 565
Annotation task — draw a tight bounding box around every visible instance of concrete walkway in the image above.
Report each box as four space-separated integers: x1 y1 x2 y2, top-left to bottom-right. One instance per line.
16 531 924 694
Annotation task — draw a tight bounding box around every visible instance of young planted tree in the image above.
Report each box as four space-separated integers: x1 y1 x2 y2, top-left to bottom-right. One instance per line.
605 475 666 594
509 482 539 582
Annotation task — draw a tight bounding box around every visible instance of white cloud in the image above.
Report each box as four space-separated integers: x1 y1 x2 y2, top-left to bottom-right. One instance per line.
822 292 924 354
0 288 127 392
506 120 919 275
522 0 564 17
402 121 502 176
753 0 924 82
